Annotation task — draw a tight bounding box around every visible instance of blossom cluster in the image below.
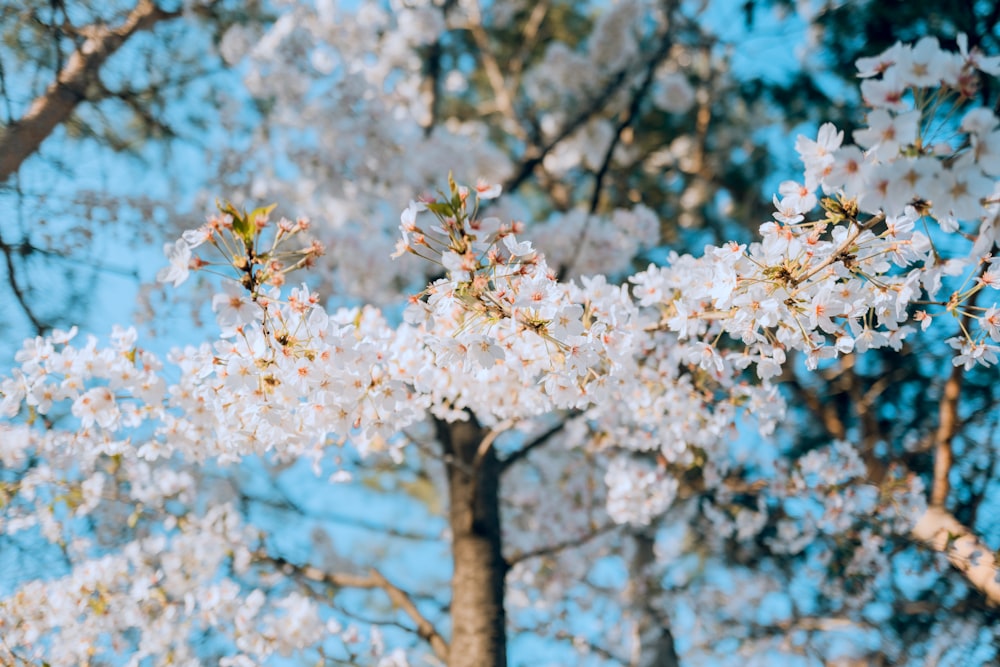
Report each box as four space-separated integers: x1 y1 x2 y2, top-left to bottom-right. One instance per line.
392 177 782 454
627 37 1000 379
218 0 695 307
158 200 324 293
9 30 1000 523
0 503 402 667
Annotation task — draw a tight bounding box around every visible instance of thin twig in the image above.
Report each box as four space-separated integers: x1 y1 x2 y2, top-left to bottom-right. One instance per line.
503 36 677 195
0 233 46 334
790 213 886 287
588 29 671 214
465 3 526 140
561 24 674 279
499 419 573 473
473 418 514 471
507 1 549 87
505 521 620 568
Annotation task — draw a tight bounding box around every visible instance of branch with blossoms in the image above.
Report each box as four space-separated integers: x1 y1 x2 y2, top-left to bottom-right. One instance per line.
625 39 1000 377
0 503 408 666
10 27 1000 493
383 36 1000 587
158 200 324 336
394 174 586 356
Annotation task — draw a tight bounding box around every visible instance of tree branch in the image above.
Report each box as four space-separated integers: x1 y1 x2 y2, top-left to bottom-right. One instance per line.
911 506 1000 606
588 27 671 214
507 1 549 89
930 361 963 507
505 521 620 568
0 233 46 334
261 553 451 662
503 32 675 195
912 293 1000 605
928 284 983 507
231 473 443 542
499 419 571 473
472 418 514 472
0 0 182 183
779 358 847 440
419 0 457 137
557 23 674 279
464 2 527 141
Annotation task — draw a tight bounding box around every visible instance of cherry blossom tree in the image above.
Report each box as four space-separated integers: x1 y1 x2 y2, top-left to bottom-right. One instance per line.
3 2 1000 666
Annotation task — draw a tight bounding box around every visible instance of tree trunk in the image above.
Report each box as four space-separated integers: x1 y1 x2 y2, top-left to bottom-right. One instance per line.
438 416 507 667
630 531 680 667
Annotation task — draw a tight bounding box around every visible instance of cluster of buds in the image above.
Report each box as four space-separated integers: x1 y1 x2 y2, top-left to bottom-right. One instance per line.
158 202 326 361
158 202 322 295
169 201 324 294
396 175 583 349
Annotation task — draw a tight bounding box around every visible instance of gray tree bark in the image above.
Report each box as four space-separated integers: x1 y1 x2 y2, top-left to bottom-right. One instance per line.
438 417 507 667
631 531 680 667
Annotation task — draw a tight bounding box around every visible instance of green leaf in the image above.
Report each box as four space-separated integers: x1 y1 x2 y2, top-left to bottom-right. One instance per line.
425 201 453 217
218 199 253 245
233 215 253 245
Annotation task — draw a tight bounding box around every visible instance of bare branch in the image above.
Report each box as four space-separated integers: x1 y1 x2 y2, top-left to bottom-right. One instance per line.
553 630 629 664
0 0 183 183
930 362 963 507
499 419 572 473
928 280 984 507
367 569 450 661
0 234 46 334
507 1 549 88
473 418 514 472
505 522 620 568
503 33 676 195
464 3 527 141
419 0 457 137
558 22 674 279
588 28 672 215
911 506 1000 606
784 373 847 440
261 553 451 662
235 477 442 542
913 291 1000 605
